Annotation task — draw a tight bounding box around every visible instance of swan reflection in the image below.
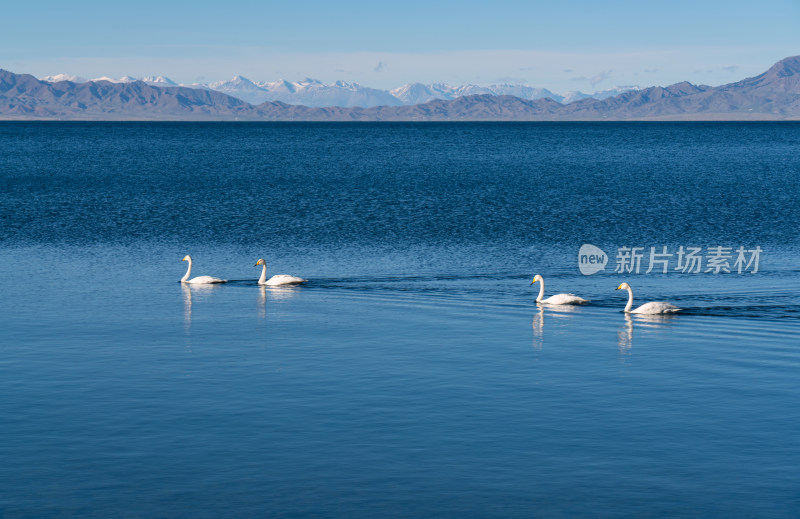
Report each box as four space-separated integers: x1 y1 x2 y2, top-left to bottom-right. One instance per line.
531 303 544 349
618 312 680 353
618 313 633 353
632 313 680 327
261 285 301 300
258 284 302 318
182 284 193 329
182 283 223 330
544 303 582 315
531 302 583 350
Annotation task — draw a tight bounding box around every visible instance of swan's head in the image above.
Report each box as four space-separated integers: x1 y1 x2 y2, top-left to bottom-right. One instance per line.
530 274 543 285
255 258 265 267
616 282 631 291
182 255 191 262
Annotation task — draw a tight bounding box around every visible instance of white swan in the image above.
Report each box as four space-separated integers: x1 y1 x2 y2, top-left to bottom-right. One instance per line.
530 274 589 305
255 258 307 286
616 282 681 314
180 255 227 284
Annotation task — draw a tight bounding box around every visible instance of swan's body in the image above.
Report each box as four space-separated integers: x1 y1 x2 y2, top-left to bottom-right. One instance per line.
181 255 227 284
530 274 589 305
255 258 307 286
616 282 680 314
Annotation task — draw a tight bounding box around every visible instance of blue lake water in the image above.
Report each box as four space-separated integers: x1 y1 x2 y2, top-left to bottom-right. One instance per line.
1 122 800 517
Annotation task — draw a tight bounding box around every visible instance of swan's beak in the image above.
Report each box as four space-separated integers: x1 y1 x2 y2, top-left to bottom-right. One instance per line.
530 279 537 285
616 285 622 290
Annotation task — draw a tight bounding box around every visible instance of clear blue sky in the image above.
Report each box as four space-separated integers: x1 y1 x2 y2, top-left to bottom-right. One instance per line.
3 0 799 93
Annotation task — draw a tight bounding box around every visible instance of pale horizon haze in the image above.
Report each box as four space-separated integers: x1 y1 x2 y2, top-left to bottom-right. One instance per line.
3 0 800 93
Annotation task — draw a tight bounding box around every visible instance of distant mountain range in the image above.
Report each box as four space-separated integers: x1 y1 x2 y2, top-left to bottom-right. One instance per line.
39 72 639 108
3 56 800 121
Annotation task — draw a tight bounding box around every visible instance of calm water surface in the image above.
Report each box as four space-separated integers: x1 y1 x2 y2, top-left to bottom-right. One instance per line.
1 122 799 518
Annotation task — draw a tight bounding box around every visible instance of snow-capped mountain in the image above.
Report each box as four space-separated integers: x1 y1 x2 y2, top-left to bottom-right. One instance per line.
141 76 178 86
389 83 445 105
206 76 402 107
388 83 489 104
207 75 264 99
11 56 800 120
275 79 401 108
390 82 564 105
40 74 180 86
38 71 641 108
40 73 87 83
89 76 139 83
258 78 300 95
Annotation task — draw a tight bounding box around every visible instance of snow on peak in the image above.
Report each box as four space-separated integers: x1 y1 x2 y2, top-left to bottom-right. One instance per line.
142 76 178 86
257 79 297 93
41 73 87 83
37 71 647 107
208 75 258 89
155 73 646 108
49 74 180 86
90 76 138 83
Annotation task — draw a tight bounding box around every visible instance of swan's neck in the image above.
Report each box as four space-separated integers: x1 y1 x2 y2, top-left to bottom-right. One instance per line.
181 258 192 282
535 279 545 302
624 287 633 313
258 264 267 285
